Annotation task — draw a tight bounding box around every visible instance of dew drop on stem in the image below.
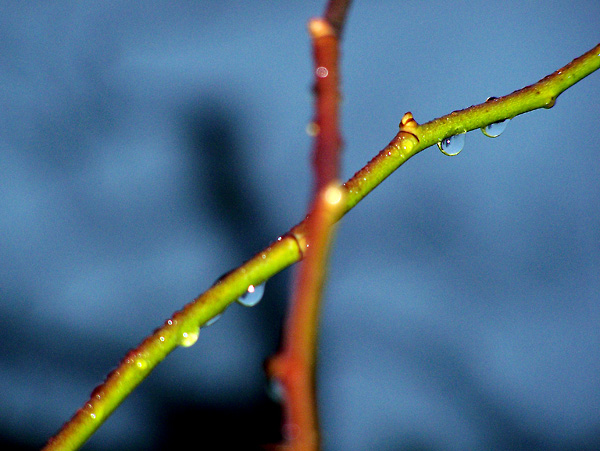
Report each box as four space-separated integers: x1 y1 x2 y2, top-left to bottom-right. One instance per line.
481 118 510 138
237 283 266 307
315 66 328 78
134 357 148 370
179 328 199 347
306 122 320 136
438 132 466 156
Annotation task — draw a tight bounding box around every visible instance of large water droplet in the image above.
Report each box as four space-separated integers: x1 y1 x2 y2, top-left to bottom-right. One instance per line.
437 132 465 156
481 118 509 138
180 328 199 347
237 283 266 307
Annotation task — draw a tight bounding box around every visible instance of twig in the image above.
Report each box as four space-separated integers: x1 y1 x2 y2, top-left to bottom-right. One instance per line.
267 184 345 450
43 42 600 451
310 18 342 193
324 0 352 37
264 2 351 448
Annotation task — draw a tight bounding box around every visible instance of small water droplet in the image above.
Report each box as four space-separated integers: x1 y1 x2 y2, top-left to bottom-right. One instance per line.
205 314 222 327
306 122 320 136
90 386 104 401
180 329 199 347
315 66 328 78
237 283 266 307
84 403 98 420
481 118 510 138
437 132 466 156
135 358 148 370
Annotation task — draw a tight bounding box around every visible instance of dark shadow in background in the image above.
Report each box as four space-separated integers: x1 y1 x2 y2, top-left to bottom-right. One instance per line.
145 96 291 449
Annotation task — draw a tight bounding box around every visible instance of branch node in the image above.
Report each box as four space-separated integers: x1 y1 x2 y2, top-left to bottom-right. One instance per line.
308 18 335 39
398 112 420 143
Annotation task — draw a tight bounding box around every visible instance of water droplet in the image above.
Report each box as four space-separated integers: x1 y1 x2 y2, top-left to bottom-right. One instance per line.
306 122 320 136
135 358 148 370
437 132 466 156
205 314 222 327
90 386 104 401
315 66 328 78
180 328 199 347
84 403 98 420
481 118 510 138
544 96 556 109
237 283 266 307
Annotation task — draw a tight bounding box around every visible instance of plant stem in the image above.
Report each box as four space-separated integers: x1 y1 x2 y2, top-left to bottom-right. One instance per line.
265 5 350 448
267 184 345 450
324 0 352 37
310 17 342 193
342 43 600 213
44 42 600 451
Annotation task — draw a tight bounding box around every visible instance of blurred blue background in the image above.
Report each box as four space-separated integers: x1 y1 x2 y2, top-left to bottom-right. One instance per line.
1 1 599 450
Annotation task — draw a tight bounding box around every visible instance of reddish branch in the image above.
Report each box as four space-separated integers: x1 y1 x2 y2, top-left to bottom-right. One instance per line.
266 2 351 449
267 185 344 450
310 18 342 193
324 0 353 37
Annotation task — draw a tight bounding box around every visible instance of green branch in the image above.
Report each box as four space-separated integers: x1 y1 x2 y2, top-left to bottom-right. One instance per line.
343 43 600 212
44 42 600 450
